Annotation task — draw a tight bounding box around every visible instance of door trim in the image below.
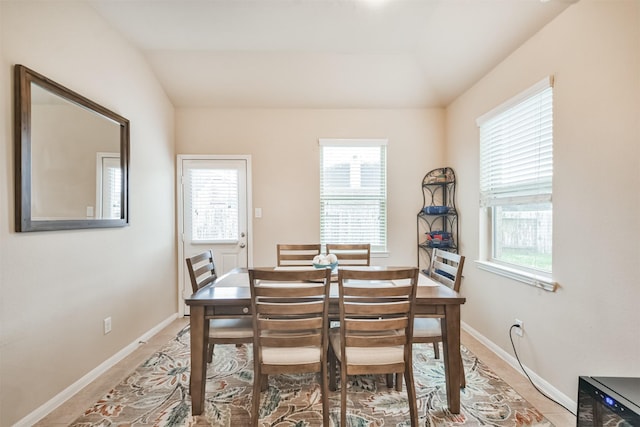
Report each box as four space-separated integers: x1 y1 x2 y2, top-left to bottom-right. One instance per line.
176 154 253 317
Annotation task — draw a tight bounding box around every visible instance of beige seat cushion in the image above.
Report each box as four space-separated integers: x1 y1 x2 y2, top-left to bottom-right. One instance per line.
261 346 321 365
208 318 254 339
412 317 441 338
329 329 404 366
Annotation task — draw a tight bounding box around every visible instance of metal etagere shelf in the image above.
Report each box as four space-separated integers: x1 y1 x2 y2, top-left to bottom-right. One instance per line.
417 167 459 274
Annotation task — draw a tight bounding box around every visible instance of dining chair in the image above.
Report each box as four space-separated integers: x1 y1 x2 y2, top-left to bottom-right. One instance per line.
329 267 419 427
276 243 321 266
413 248 466 386
186 250 253 364
326 243 371 266
249 267 332 427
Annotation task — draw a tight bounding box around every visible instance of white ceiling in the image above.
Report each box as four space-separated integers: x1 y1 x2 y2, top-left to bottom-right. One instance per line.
88 0 576 108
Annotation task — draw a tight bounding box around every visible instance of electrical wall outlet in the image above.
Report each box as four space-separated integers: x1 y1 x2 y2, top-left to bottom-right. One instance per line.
514 319 524 337
104 317 112 334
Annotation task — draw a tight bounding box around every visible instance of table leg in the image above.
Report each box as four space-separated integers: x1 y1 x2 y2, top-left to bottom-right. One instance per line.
441 304 461 414
189 306 208 415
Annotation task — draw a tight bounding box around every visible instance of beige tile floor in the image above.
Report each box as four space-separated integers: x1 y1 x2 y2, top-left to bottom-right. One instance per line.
36 317 576 426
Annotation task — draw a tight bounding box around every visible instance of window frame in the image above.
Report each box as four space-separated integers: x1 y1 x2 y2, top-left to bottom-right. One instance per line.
476 77 557 292
318 138 388 254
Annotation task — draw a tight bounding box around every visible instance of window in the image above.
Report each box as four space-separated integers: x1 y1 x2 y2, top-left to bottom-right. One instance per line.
477 77 556 291
188 167 239 242
103 160 122 219
319 139 387 253
96 153 121 219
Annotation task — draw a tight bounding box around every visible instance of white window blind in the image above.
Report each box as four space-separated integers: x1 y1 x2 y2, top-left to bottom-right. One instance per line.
478 77 554 207
319 139 387 252
189 168 239 242
97 154 121 219
105 164 121 218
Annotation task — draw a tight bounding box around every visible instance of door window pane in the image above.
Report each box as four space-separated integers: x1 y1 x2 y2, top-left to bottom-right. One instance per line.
189 168 239 242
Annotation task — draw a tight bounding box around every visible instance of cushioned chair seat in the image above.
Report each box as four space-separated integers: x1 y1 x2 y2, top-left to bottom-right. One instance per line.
208 318 254 339
261 346 321 365
329 329 404 365
412 317 441 338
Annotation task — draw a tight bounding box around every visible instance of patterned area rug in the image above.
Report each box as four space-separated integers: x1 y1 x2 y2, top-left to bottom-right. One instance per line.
71 327 553 426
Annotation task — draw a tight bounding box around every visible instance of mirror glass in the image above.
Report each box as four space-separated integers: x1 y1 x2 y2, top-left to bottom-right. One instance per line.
15 65 129 231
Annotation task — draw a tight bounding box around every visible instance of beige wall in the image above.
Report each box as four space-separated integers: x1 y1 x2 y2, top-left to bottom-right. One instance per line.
176 108 445 267
446 0 640 403
0 2 177 425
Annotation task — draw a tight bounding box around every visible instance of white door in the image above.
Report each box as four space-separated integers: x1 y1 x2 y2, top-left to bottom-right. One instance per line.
178 156 251 313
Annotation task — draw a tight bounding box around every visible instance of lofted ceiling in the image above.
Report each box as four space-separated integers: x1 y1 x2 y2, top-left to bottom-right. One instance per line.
88 0 576 109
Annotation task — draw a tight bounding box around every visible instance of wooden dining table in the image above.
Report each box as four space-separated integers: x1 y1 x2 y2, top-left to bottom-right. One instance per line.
185 266 466 415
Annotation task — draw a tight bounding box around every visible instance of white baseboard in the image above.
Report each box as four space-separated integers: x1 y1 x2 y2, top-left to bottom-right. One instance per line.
461 321 577 414
14 313 179 427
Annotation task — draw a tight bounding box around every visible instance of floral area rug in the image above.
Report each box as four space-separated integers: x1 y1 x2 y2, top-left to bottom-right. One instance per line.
71 326 553 426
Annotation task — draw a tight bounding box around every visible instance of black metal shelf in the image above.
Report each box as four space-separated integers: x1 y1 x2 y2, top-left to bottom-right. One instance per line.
417 167 459 271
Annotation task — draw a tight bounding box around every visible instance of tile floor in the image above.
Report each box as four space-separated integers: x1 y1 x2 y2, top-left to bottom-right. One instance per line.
35 317 576 426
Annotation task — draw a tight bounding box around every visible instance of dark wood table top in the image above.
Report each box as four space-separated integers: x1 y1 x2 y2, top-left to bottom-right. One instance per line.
186 267 466 307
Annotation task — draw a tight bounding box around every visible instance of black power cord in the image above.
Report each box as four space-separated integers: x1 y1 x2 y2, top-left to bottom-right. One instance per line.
509 324 576 415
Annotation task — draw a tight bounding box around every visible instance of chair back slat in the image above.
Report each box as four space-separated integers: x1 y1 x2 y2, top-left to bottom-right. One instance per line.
259 317 323 330
345 316 408 331
345 334 407 347
276 244 321 266
261 334 323 348
258 301 326 315
326 244 371 266
342 284 414 298
344 300 411 316
253 283 326 298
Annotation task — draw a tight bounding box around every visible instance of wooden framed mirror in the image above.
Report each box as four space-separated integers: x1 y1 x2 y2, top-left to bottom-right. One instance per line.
14 64 129 231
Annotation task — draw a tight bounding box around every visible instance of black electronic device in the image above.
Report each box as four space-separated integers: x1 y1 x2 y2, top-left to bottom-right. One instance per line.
577 376 640 426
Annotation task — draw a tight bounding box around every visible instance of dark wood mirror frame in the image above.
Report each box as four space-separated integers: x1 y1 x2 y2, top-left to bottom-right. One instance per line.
14 64 129 232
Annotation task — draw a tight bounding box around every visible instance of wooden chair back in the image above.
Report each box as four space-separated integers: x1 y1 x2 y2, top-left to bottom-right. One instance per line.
186 250 217 293
326 243 371 266
336 267 418 373
276 243 321 266
428 249 465 292
186 250 253 366
249 267 332 426
332 266 419 426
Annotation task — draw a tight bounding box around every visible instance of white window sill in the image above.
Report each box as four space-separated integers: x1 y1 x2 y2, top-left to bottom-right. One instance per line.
475 260 557 292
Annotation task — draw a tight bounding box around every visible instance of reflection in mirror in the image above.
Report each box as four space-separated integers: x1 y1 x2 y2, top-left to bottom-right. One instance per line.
30 83 121 220
15 65 129 231
96 152 122 219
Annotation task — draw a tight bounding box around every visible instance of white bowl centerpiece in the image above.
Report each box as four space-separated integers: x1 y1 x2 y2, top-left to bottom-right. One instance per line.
313 254 338 270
